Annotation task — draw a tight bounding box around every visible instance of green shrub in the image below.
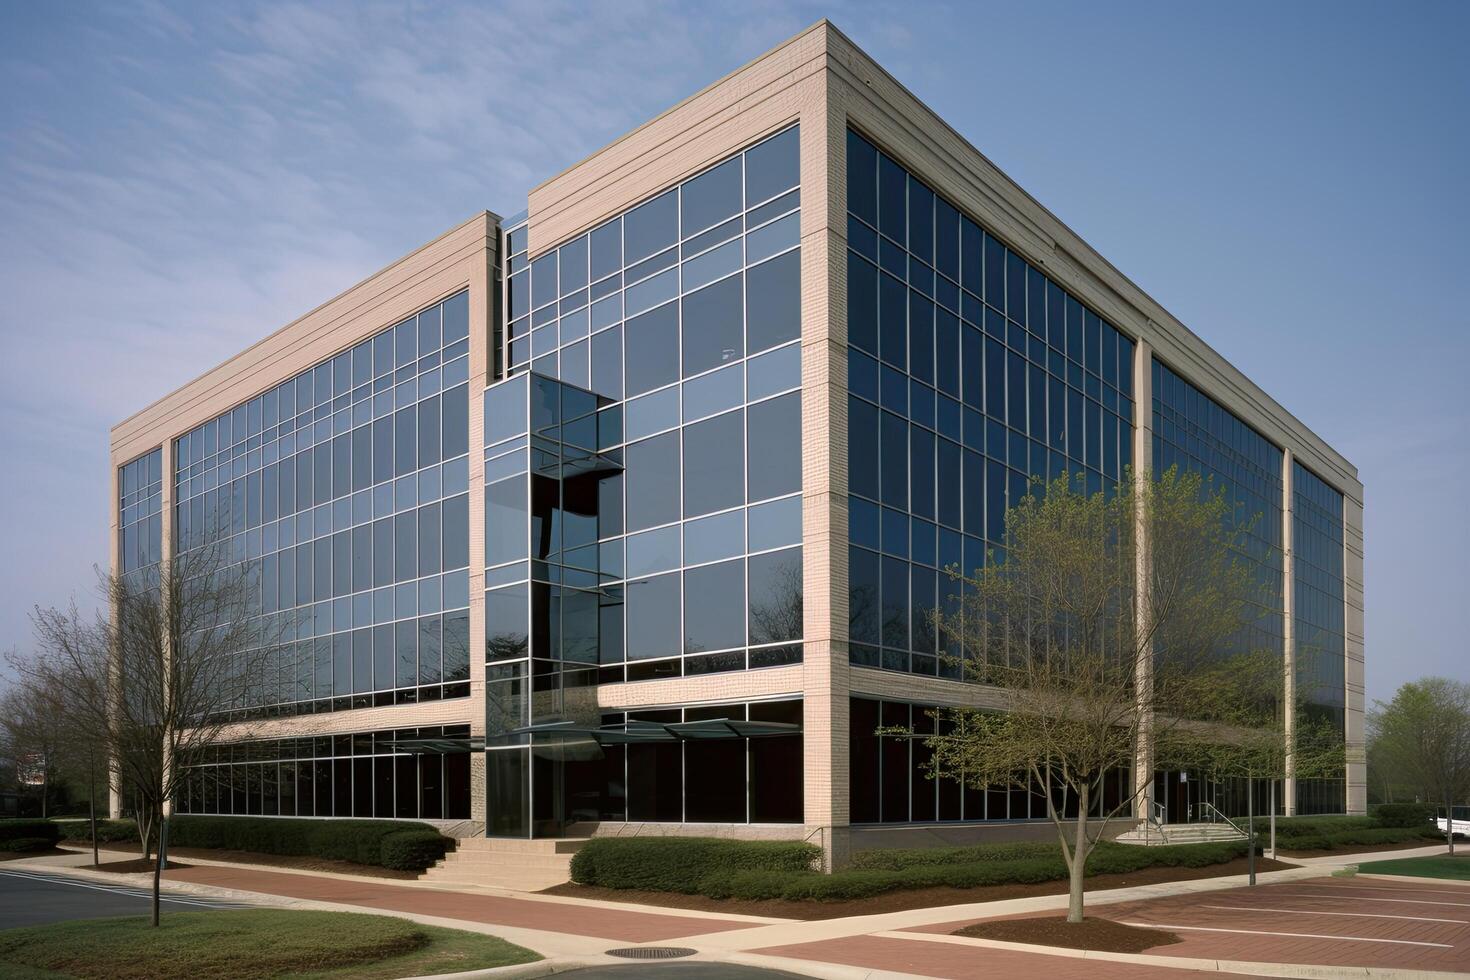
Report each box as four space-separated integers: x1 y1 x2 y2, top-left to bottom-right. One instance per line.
851 840 1056 870
1272 816 1377 839
379 831 449 871
1275 824 1438 852
166 816 446 870
0 837 55 853
52 819 137 843
0 820 60 847
569 837 820 892
1372 803 1437 828
640 838 1255 902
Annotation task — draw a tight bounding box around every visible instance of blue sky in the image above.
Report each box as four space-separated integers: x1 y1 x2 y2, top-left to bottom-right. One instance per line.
1 2 1465 704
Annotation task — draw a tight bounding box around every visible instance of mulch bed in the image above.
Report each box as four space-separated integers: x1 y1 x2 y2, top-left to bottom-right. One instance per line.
954 915 1180 952
541 855 1295 921
60 844 420 880
92 858 193 873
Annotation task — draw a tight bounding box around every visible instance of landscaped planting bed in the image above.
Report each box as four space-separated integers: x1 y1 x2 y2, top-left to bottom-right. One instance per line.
568 835 1263 902
165 816 450 871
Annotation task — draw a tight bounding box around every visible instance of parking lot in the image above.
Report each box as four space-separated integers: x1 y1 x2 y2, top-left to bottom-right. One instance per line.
913 874 1470 974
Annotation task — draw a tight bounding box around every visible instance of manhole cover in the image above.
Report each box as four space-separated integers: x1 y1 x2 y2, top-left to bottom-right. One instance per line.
605 947 697 960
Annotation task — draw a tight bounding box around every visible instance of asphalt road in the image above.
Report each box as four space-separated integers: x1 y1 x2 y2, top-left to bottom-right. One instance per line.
0 868 251 930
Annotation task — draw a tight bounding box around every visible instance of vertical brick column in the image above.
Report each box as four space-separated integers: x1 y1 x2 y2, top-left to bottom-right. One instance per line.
798 60 851 869
1131 340 1154 820
465 217 498 829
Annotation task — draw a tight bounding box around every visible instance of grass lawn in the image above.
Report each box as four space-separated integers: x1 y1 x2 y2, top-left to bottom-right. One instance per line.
0 909 541 980
1357 853 1470 881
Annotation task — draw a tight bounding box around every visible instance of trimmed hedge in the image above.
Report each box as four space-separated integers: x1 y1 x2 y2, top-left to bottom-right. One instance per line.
1277 826 1440 852
166 816 448 871
0 837 56 853
569 837 820 892
696 839 1256 902
379 830 451 871
851 841 1056 870
1271 815 1378 840
53 819 137 843
572 836 1254 902
0 820 61 847
1372 803 1437 828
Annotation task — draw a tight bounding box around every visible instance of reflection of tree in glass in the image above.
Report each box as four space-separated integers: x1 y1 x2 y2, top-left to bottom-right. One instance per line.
749 550 803 645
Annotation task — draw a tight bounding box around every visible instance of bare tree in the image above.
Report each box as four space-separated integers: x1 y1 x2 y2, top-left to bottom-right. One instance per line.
895 467 1268 924
1369 677 1470 855
0 679 67 819
27 545 273 925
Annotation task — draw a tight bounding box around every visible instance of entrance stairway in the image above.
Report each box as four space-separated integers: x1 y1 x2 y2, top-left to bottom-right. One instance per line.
1114 822 1249 846
417 837 587 891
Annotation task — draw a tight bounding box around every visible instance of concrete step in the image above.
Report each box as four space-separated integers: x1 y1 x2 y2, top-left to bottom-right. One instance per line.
418 836 583 889
431 852 573 869
1115 822 1249 846
423 875 570 887
452 837 587 854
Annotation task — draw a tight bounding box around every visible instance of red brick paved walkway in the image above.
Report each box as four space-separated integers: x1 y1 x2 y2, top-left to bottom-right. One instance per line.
164 865 758 943
909 876 1470 974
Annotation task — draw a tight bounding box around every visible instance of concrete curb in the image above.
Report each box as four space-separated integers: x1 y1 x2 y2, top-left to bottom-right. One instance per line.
399 959 593 980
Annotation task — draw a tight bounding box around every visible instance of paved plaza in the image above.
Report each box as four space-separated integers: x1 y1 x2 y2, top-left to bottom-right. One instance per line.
2 845 1465 978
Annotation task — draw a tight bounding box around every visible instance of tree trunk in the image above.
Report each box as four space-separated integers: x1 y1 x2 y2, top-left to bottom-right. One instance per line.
88 757 99 867
151 808 167 927
1067 784 1090 923
1449 796 1457 857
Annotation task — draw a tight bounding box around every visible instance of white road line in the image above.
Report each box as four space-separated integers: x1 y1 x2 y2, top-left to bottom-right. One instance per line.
1291 882 1470 897
0 869 249 909
1273 891 1470 909
1119 921 1453 948
1201 904 1466 925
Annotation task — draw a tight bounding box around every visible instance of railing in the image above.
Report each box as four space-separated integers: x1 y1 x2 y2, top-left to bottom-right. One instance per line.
1195 801 1249 838
1143 800 1169 844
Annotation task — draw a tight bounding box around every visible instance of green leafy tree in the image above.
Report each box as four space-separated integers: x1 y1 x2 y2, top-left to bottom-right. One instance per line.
898 467 1270 924
1369 678 1470 854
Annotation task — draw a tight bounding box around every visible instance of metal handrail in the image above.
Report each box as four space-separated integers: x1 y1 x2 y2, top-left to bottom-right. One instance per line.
1195 801 1249 838
1143 800 1168 844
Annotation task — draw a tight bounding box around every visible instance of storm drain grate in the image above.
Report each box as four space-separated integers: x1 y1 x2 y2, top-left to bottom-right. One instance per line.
605 947 697 960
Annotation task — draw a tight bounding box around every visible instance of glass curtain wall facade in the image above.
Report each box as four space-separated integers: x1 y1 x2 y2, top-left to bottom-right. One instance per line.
850 697 1130 824
1151 360 1288 821
1152 360 1285 657
176 725 472 820
481 126 806 836
118 448 163 588
843 127 1137 825
844 129 1136 681
171 291 474 719
170 293 476 812
1293 460 1347 813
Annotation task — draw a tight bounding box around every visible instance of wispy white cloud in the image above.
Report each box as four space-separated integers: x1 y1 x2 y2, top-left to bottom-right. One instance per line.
0 0 850 654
